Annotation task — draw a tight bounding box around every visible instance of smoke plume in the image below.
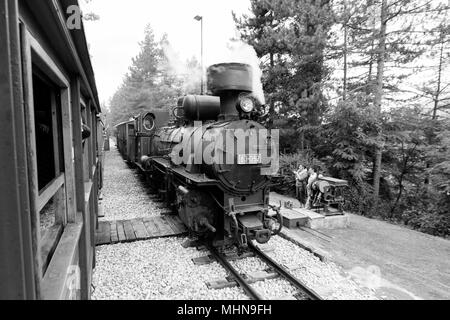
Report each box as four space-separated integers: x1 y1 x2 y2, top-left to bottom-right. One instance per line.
209 39 266 105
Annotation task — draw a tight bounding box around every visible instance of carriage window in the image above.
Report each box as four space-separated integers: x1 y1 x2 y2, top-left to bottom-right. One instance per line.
81 105 87 177
33 71 63 191
32 67 66 274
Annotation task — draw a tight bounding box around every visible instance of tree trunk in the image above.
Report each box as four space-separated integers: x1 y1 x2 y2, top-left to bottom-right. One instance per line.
343 1 348 101
300 131 305 151
391 177 404 218
372 0 388 205
391 151 409 217
343 26 348 100
426 32 444 186
433 36 444 121
367 15 376 94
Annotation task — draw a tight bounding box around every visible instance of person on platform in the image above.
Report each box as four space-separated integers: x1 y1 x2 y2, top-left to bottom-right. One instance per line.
293 165 309 207
306 166 321 209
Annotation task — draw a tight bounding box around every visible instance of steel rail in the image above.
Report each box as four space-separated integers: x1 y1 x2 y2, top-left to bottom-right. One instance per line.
207 244 263 300
248 242 323 300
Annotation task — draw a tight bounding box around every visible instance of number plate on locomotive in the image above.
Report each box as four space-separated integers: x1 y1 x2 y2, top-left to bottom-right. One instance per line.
238 154 262 165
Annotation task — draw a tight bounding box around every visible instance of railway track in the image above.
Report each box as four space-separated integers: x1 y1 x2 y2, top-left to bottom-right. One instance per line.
206 242 323 301
141 172 322 300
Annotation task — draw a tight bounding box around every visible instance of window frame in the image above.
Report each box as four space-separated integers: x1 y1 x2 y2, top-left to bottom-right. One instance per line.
21 28 78 278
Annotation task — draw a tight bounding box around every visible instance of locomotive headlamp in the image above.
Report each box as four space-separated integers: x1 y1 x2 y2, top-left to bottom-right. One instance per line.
143 113 155 131
239 97 254 113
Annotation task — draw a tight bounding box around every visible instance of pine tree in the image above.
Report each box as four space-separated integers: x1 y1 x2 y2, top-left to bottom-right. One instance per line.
233 0 291 128
109 25 180 125
234 0 334 150
330 0 449 204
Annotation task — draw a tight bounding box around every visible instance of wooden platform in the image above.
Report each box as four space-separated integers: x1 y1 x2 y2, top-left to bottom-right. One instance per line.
95 216 188 246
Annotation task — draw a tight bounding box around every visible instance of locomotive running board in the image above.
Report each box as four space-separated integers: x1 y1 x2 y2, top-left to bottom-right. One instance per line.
171 167 218 186
150 157 219 186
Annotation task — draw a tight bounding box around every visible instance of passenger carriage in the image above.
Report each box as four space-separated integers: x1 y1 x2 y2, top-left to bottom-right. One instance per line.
0 0 103 300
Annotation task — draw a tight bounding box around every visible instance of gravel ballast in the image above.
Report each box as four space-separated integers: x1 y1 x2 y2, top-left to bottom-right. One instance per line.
92 237 248 300
92 236 377 300
101 142 162 221
256 236 378 300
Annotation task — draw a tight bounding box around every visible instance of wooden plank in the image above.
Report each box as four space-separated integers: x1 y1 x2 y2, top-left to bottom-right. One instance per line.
110 222 119 244
94 219 103 243
61 87 77 223
22 27 43 298
223 251 255 261
28 34 69 87
247 271 279 282
70 78 90 299
50 92 65 226
162 215 181 234
206 271 278 290
96 221 107 245
122 220 136 241
143 218 163 237
98 204 105 218
86 106 93 180
206 279 237 290
104 222 112 245
40 224 64 276
192 256 215 266
96 221 111 245
116 221 127 242
173 215 187 228
41 223 83 300
167 216 188 233
161 216 181 233
130 219 149 240
84 181 93 205
152 217 174 236
94 216 188 246
156 216 178 235
38 174 65 212
0 6 36 298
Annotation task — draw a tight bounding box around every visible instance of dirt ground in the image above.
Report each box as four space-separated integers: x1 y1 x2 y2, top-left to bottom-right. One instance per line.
285 212 450 300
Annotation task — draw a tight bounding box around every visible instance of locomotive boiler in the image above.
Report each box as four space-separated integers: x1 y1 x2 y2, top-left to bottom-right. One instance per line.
136 63 282 249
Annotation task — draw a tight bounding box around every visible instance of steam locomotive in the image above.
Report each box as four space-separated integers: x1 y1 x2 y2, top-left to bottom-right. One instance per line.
116 63 282 249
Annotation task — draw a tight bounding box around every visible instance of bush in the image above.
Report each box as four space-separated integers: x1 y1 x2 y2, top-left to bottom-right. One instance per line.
400 192 450 237
402 209 450 237
342 182 374 216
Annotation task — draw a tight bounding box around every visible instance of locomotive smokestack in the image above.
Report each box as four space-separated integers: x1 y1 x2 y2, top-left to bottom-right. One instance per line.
207 63 253 121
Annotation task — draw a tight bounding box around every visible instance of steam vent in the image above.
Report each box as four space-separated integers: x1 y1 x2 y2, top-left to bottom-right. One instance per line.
207 63 253 94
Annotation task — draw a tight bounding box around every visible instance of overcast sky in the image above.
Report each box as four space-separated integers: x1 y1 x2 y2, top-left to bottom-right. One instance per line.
81 0 251 104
